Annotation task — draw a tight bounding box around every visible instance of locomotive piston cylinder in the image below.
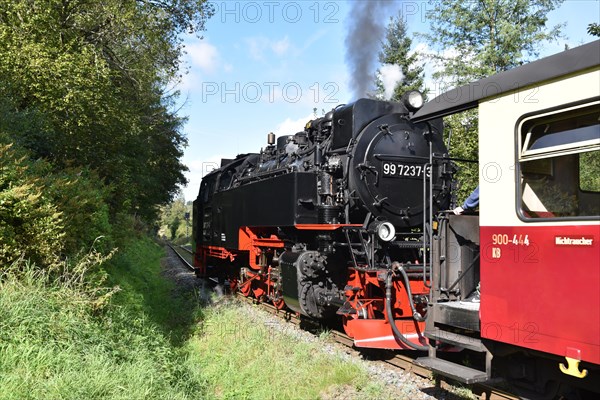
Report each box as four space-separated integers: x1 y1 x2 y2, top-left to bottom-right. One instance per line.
318 205 342 224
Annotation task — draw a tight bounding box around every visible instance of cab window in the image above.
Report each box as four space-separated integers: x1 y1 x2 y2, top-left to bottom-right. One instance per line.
200 178 216 204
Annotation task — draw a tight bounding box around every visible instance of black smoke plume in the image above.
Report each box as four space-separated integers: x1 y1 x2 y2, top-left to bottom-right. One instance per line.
345 1 399 100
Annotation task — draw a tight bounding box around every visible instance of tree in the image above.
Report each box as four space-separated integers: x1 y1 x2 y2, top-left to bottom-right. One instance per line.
0 0 214 222
426 0 564 85
374 13 426 101
423 0 564 201
588 23 600 37
157 195 190 240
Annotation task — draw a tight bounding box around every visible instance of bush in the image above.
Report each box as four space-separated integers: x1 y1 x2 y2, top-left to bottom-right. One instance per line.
1 133 116 274
40 166 113 255
0 141 65 269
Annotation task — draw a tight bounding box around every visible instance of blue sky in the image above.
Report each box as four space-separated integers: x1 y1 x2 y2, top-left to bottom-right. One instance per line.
176 0 600 201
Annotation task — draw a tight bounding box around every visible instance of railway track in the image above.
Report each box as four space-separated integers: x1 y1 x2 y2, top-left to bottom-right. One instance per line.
166 242 518 400
166 242 194 271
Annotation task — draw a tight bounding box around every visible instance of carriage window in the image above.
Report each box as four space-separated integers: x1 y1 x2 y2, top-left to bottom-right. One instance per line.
518 103 600 219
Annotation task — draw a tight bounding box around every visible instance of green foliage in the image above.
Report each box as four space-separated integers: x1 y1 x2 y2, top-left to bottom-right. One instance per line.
443 111 479 203
0 141 65 269
580 151 600 192
0 96 55 156
158 196 191 240
425 0 564 85
374 13 426 101
41 167 113 256
0 0 214 222
588 23 600 37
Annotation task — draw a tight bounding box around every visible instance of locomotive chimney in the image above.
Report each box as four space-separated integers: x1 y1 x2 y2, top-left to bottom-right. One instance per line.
267 132 275 145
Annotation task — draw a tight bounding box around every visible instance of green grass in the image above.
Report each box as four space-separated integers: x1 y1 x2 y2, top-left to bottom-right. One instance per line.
0 236 408 399
0 238 205 400
105 237 201 345
183 300 391 400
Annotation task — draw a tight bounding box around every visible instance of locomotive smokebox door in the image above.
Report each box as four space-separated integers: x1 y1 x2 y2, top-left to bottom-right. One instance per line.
348 113 449 227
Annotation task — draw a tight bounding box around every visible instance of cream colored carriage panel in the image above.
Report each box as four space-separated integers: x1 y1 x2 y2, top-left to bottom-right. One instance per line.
478 68 600 227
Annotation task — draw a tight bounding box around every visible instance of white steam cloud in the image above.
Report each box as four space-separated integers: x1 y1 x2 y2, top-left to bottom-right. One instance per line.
379 64 403 100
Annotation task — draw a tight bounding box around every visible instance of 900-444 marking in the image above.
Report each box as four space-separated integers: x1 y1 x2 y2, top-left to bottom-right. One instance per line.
491 233 530 246
487 234 535 262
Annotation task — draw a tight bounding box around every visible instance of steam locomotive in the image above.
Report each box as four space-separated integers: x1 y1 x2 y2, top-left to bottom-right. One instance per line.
193 40 600 398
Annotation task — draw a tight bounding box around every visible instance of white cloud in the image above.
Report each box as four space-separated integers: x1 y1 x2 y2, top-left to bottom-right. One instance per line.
177 39 233 92
245 35 292 60
271 113 315 137
187 41 219 74
176 70 199 93
271 36 290 55
246 37 266 60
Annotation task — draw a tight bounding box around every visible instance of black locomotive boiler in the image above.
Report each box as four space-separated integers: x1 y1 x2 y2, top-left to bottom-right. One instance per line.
193 94 453 348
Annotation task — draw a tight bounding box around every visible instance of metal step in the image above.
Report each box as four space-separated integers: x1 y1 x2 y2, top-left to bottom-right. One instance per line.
414 357 489 384
433 301 480 331
425 330 487 352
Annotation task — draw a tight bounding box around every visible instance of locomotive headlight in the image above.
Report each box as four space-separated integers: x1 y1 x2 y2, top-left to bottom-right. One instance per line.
369 221 396 242
402 90 424 111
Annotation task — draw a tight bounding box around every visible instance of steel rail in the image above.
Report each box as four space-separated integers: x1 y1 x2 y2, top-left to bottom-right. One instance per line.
166 242 195 271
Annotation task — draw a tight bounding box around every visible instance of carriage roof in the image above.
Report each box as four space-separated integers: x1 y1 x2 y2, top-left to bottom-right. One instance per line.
412 40 600 123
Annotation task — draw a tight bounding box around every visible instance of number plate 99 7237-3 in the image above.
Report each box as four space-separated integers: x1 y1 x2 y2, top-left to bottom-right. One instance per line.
382 162 431 179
